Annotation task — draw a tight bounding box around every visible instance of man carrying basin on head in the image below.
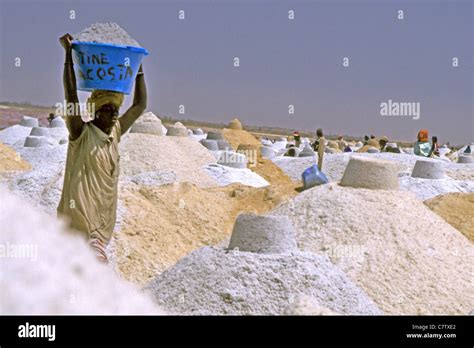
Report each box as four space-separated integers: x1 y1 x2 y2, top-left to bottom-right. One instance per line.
57 33 147 263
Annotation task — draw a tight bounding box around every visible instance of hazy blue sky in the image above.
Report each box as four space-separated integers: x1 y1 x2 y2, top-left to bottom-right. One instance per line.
0 0 472 144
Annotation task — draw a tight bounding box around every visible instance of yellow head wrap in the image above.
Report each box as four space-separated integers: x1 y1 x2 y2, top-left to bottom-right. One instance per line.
87 90 124 116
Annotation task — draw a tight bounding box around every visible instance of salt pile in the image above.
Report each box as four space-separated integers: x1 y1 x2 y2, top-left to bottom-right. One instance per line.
30 127 49 137
217 150 247 169
260 146 277 159
283 295 337 315
200 139 219 151
189 132 207 142
51 117 66 128
203 163 269 188
271 140 288 151
7 139 67 214
20 115 38 127
459 155 474 163
166 122 188 137
0 121 68 147
74 22 141 47
0 186 164 314
0 125 34 146
228 213 297 253
411 160 445 179
446 163 474 181
298 145 315 157
24 135 50 147
207 131 224 140
272 153 351 182
130 112 164 136
275 152 452 182
340 156 399 190
216 139 232 151
272 183 474 314
399 173 474 201
146 246 382 315
273 153 474 199
126 169 177 187
119 133 218 187
0 123 68 214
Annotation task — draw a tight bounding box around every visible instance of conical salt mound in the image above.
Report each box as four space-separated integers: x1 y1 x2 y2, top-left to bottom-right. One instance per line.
228 213 297 253
411 160 445 179
340 156 399 190
228 118 243 130
130 112 164 136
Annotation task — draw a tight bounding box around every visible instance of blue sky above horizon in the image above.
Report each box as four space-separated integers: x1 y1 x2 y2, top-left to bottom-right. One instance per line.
0 0 472 144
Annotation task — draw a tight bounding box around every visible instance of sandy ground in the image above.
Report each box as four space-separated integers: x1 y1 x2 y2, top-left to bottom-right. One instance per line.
425 192 474 243
0 143 31 172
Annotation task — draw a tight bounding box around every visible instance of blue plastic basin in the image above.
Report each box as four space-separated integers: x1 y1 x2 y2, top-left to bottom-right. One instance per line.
302 164 329 190
71 41 148 94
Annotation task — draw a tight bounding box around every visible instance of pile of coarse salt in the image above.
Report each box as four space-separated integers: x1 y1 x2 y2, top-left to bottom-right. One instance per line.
74 22 141 47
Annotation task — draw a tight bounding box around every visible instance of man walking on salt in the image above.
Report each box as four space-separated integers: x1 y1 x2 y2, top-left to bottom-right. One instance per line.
57 33 147 262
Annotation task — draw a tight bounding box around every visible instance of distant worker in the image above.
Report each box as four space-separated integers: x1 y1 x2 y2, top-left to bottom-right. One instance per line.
380 136 401 153
293 131 301 147
311 128 325 171
336 135 346 151
379 136 389 152
414 129 431 157
357 135 383 153
430 136 440 157
48 113 56 126
284 147 297 157
57 33 147 263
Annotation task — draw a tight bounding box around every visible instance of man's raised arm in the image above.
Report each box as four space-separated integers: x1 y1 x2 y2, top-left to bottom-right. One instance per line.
119 64 147 135
59 33 83 141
